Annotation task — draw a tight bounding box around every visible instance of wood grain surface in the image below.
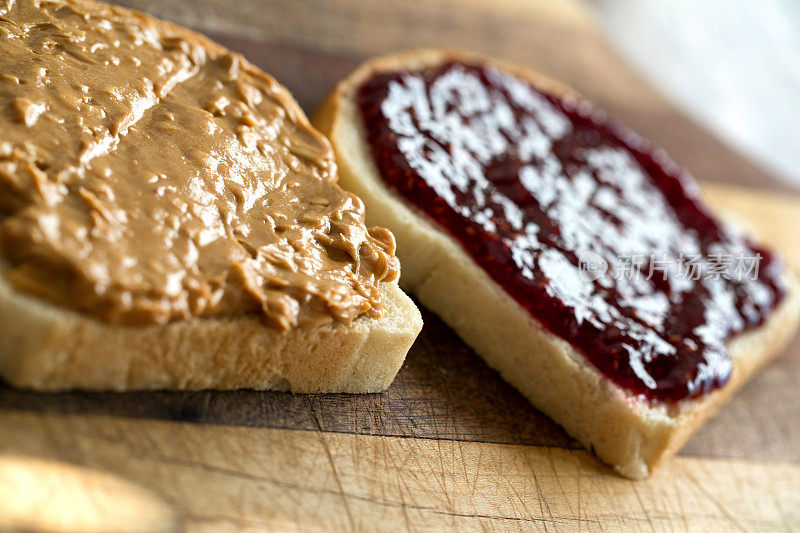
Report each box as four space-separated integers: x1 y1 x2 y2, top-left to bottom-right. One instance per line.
2 410 798 532
1 0 799 531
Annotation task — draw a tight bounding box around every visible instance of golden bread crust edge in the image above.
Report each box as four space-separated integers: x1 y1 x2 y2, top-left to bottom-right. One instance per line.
311 47 800 478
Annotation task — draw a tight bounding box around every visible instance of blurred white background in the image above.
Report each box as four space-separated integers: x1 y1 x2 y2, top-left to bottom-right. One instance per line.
595 0 800 189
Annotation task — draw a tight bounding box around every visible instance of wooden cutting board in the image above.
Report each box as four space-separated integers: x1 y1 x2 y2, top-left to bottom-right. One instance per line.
1 1 799 531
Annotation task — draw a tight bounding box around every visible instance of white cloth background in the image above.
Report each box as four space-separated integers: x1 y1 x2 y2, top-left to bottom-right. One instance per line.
595 0 800 189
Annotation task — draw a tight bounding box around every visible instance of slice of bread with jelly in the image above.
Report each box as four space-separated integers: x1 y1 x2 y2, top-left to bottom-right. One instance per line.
0 0 421 392
313 48 800 478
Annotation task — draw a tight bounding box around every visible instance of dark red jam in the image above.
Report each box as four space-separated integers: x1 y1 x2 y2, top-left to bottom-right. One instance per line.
356 62 786 402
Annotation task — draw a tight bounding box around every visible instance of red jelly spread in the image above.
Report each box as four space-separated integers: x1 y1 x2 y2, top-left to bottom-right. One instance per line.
356 62 786 402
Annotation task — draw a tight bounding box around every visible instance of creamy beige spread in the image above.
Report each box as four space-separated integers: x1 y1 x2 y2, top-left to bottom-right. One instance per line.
0 0 398 329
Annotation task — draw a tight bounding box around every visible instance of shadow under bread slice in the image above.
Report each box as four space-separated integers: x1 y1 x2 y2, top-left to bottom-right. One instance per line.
0 0 421 392
312 48 800 478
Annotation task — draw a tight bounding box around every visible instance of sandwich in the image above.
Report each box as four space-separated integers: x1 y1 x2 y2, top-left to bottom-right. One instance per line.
0 0 422 392
313 49 800 477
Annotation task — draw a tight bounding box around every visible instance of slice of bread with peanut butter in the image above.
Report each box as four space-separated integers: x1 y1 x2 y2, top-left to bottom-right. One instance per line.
0 0 421 392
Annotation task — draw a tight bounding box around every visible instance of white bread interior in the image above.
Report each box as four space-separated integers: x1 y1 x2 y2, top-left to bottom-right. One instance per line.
0 0 423 394
0 263 421 393
312 48 800 478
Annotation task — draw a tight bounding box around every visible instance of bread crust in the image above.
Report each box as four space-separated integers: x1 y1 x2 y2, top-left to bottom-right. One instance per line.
0 0 423 393
312 48 800 478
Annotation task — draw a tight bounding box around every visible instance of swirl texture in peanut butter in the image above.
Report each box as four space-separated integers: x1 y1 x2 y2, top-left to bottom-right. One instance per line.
0 0 398 329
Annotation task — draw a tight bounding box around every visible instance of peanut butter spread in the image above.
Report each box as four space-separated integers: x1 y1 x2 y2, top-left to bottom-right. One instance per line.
0 0 398 328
